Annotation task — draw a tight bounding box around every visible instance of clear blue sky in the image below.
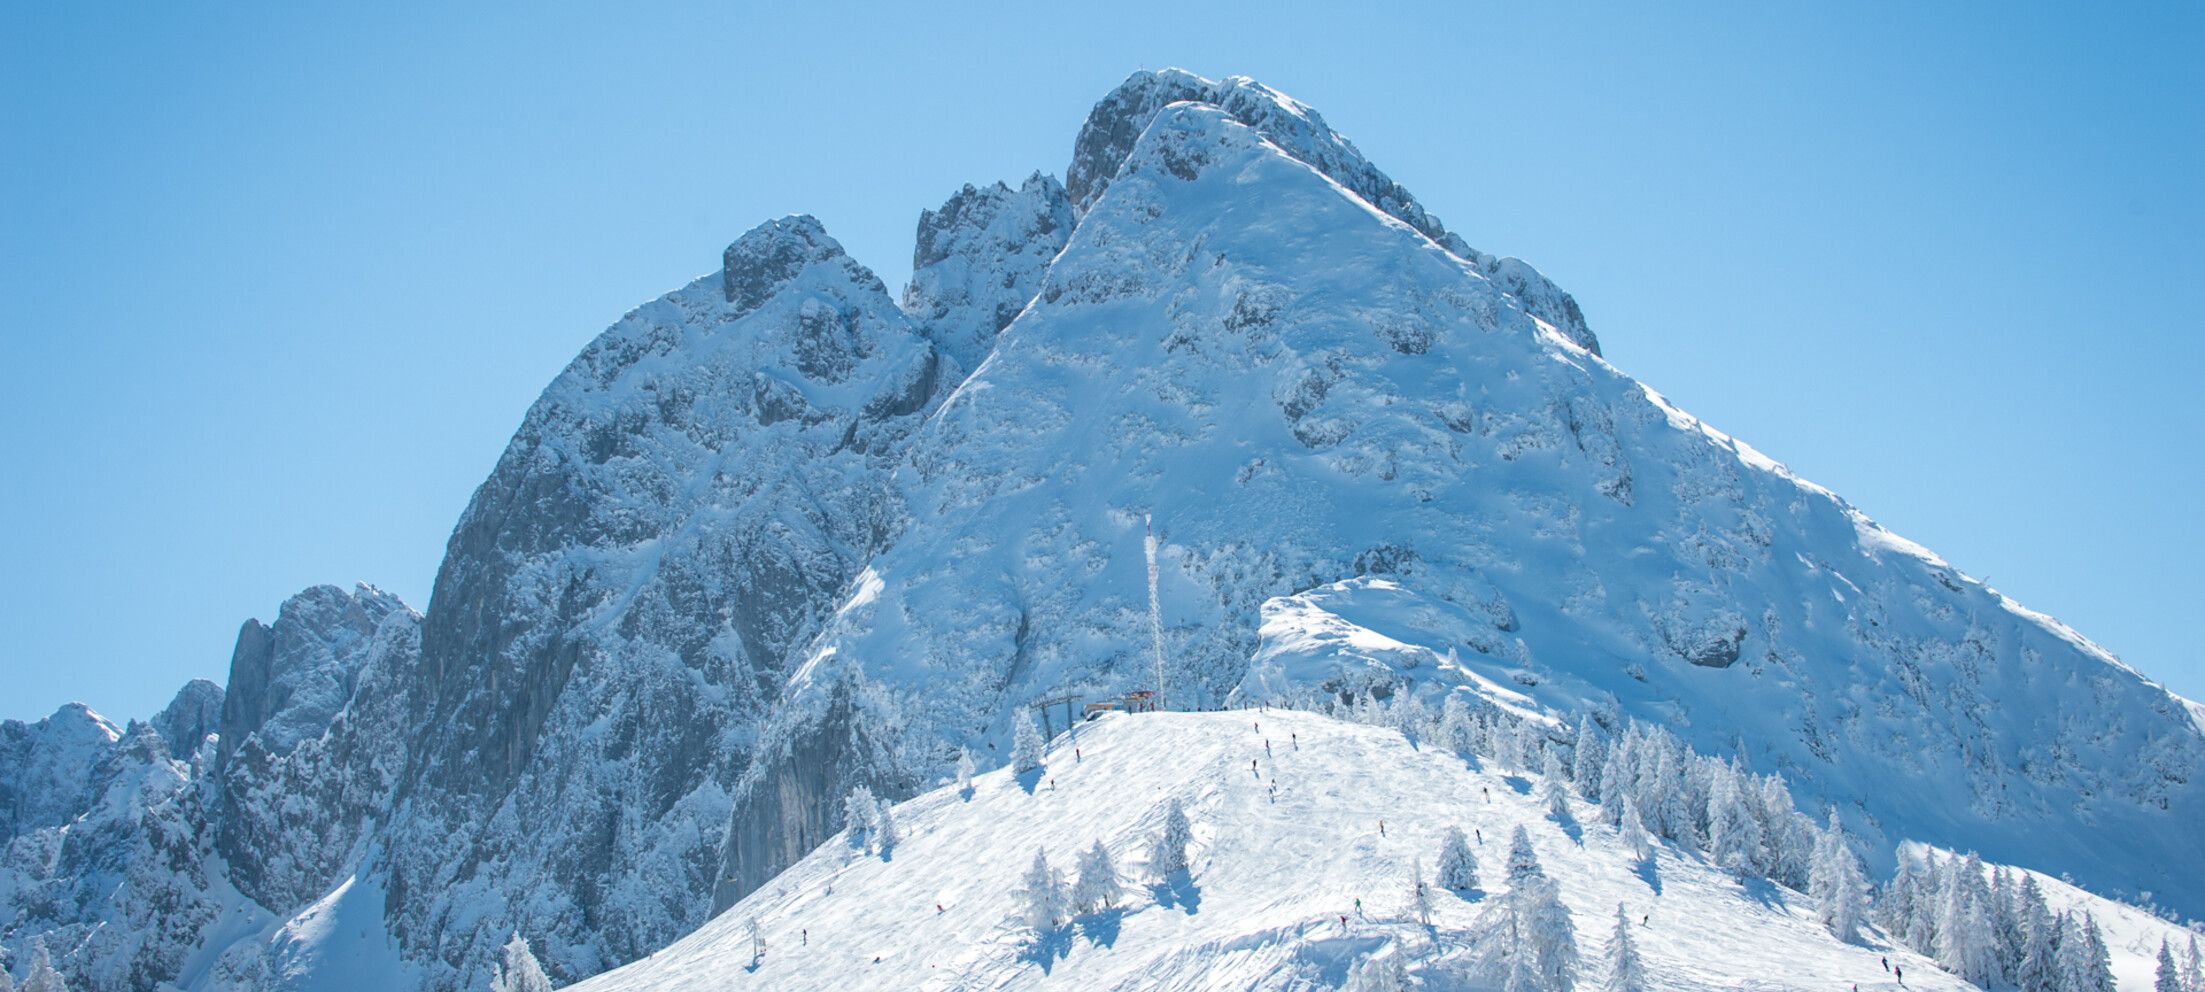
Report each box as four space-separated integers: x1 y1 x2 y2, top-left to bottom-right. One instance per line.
3 2 2199 723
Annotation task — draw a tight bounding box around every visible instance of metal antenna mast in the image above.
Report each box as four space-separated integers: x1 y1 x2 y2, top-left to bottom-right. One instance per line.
1146 513 1167 711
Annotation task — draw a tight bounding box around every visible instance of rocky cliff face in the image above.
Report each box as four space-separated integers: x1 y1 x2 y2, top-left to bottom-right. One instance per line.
377 215 953 989
903 172 1074 376
3 67 2199 992
217 584 416 913
0 694 226 992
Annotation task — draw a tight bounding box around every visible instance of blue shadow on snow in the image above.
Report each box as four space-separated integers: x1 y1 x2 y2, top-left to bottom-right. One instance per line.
1017 926 1074 973
1634 854 1662 895
1150 872 1203 915
1075 906 1128 949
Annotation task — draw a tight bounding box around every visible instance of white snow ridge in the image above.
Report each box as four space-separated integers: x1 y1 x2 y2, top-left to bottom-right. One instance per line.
3 69 2200 992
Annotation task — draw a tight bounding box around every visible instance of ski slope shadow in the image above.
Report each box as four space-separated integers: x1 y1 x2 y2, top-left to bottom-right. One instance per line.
1739 876 1793 911
1016 925 1075 973
1150 872 1203 915
1074 907 1129 949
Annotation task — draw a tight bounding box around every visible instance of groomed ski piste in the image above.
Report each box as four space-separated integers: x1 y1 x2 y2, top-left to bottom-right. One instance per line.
571 708 2194 991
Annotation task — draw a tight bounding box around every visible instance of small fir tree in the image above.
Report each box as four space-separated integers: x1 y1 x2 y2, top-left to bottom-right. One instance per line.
2057 912 2115 992
1348 952 1411 992
2014 876 2059 992
1150 798 1193 878
843 785 878 851
1617 796 1653 866
2158 940 2184 992
955 746 976 794
1572 715 1608 802
1437 826 1481 890
1070 840 1121 914
490 932 554 992
1017 848 1067 932
1808 811 1866 941
1603 903 1647 992
1011 709 1046 773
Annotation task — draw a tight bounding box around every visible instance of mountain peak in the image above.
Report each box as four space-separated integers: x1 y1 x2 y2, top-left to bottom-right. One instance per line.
722 214 884 314
1065 69 1599 354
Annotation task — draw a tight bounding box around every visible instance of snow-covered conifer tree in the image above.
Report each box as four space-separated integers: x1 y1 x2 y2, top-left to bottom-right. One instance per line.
955 746 976 794
2014 876 2058 992
1990 866 2022 976
1809 811 1865 941
1936 854 2002 987
1545 773 1574 824
1598 734 1634 826
1016 848 1066 932
0 952 14 992
745 915 764 965
1071 840 1120 914
1617 796 1653 866
1572 715 1608 802
1150 798 1192 878
1440 694 1474 755
2158 940 2183 992
1878 856 1918 939
1507 825 1546 887
1348 953 1411 992
1437 826 1480 890
1603 903 1646 992
1808 811 1861 943
1756 777 1810 885
1706 769 1762 877
20 938 67 992
843 785 878 851
2183 935 2202 992
1012 709 1046 774
489 932 554 992
1509 836 1579 992
2057 911 2115 992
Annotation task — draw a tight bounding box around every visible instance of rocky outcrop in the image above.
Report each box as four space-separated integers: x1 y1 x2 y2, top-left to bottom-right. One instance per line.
151 679 223 761
382 215 945 990
903 173 1074 375
216 584 413 912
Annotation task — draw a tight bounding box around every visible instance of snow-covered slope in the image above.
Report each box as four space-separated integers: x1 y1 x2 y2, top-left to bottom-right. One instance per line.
595 709 2196 991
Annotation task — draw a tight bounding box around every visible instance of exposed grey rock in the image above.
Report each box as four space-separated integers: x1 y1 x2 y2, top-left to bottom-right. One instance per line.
151 679 223 760
0 703 120 843
216 583 411 911
903 173 1074 375
384 214 943 990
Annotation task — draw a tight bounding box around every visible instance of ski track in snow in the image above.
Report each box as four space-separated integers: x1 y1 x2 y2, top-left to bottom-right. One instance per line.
579 710 2192 991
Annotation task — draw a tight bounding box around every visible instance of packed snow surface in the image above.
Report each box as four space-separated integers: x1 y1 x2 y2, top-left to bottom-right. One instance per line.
583 710 2193 991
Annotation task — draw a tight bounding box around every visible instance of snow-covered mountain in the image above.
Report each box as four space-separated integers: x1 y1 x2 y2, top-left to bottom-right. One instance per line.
3 69 2199 992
